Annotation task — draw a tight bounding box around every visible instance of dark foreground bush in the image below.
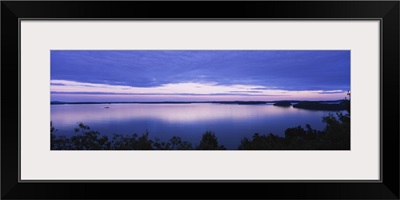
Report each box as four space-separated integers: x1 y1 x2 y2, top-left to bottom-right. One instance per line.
51 122 196 150
196 131 226 150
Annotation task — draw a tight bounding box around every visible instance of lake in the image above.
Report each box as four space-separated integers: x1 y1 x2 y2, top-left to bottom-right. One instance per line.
51 103 338 149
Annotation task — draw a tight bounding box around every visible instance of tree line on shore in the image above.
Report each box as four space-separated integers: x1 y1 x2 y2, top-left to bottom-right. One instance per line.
51 99 350 150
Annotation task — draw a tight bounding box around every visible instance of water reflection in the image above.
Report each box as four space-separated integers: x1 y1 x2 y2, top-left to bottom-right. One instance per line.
51 103 298 123
51 103 334 149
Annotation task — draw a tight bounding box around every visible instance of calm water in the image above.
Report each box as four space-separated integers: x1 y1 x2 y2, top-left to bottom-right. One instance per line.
51 103 338 149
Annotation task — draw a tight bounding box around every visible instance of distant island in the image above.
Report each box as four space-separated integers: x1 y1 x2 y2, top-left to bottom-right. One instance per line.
292 101 347 111
273 101 292 107
51 100 348 111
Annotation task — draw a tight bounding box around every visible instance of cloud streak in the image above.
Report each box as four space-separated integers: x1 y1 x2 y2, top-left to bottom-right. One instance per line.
51 80 347 100
51 50 350 91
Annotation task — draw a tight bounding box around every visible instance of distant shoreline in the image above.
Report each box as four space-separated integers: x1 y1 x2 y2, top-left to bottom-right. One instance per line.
51 100 348 111
51 100 344 105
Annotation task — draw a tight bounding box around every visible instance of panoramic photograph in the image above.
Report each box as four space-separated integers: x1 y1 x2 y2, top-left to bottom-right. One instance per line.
50 50 350 150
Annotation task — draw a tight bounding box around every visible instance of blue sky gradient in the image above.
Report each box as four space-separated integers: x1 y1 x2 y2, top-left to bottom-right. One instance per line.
51 50 350 102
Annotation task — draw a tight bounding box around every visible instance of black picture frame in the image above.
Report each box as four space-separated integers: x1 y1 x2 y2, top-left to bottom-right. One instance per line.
1 1 399 199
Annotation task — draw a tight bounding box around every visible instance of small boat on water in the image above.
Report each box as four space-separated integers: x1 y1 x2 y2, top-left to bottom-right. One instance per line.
104 107 109 109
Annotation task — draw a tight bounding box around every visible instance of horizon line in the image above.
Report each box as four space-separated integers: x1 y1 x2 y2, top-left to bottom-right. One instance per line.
51 99 346 104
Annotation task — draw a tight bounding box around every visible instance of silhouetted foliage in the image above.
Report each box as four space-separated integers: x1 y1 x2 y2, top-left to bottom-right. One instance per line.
169 136 194 150
321 112 350 149
196 131 226 150
238 133 285 150
69 122 110 150
51 121 74 150
110 130 155 150
51 122 196 150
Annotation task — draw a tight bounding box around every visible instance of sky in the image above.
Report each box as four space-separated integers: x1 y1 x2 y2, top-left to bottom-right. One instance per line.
50 50 350 102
